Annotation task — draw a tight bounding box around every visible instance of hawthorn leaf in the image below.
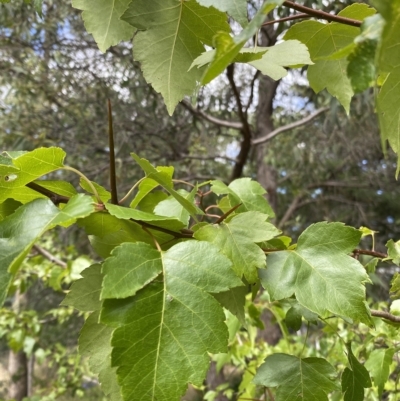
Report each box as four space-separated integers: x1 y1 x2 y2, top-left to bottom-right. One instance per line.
260 222 372 325
390 273 400 299
201 0 284 84
246 40 313 80
80 178 111 203
105 203 186 232
0 195 95 306
33 180 78 197
342 344 372 401
154 188 196 225
386 239 400 265
101 241 242 401
131 154 203 218
253 353 339 401
377 67 400 175
0 199 21 221
365 348 394 397
213 286 248 326
72 0 135 53
0 147 65 203
61 264 103 312
79 311 122 401
122 0 229 114
196 0 248 27
130 166 173 208
101 242 162 299
211 178 275 217
194 211 280 282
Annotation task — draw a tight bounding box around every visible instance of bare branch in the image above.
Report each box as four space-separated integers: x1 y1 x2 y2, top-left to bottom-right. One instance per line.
263 13 311 26
181 100 243 130
353 249 388 259
32 245 67 269
252 107 329 145
282 1 362 27
370 309 400 323
278 192 305 228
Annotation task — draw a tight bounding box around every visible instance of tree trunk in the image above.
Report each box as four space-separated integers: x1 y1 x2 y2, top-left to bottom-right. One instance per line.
7 290 29 401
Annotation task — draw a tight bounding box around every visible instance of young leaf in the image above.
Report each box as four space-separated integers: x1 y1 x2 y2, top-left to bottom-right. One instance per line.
212 286 248 326
0 199 21 221
0 195 95 306
260 222 372 325
365 348 394 398
245 40 313 80
211 178 275 217
201 0 284 84
61 264 103 312
80 178 111 203
0 147 66 203
253 353 339 401
342 344 372 401
122 0 229 114
72 0 135 53
386 239 400 265
79 311 122 401
194 211 280 283
131 154 203 218
101 241 242 401
101 242 162 299
390 273 400 299
196 0 248 27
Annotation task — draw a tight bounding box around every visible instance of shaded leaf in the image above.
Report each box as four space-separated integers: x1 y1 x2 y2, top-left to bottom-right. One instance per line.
253 353 338 401
213 285 248 326
0 199 21 221
365 348 394 397
196 0 248 27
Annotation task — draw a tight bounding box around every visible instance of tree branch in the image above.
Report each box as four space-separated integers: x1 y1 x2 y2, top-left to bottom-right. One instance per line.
282 1 362 27
252 107 329 145
181 100 243 130
370 309 400 323
262 13 311 26
32 245 67 268
26 182 70 205
353 249 388 259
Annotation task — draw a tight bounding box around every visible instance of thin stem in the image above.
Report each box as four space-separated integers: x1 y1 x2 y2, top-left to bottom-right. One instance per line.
214 203 242 224
26 182 70 205
370 309 400 323
142 226 162 252
118 177 145 205
32 244 67 268
133 220 193 239
300 322 310 358
262 13 311 26
282 1 362 27
172 179 195 188
108 99 119 205
353 249 387 259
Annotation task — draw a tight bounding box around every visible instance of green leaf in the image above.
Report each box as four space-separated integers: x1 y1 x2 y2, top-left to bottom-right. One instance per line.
245 40 313 80
0 147 65 203
80 178 111 203
0 199 21 221
365 348 394 397
194 211 280 283
33 180 78 197
260 222 371 325
72 0 135 53
101 242 162 299
101 241 242 401
79 312 122 401
131 154 203 218
0 195 95 306
253 353 339 401
386 239 400 265
342 344 372 401
105 203 186 232
201 0 284 84
122 0 229 114
61 264 103 312
212 286 248 326
130 166 174 208
377 66 400 176
153 188 196 225
390 272 400 299
196 0 248 27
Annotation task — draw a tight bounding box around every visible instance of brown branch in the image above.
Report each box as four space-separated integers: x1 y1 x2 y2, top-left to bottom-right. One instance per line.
370 309 400 323
26 182 70 205
181 100 243 130
282 1 362 27
135 220 193 239
32 245 67 268
252 107 329 145
108 99 119 205
278 192 305 228
353 249 388 259
262 13 311 26
227 64 253 181
215 203 242 224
